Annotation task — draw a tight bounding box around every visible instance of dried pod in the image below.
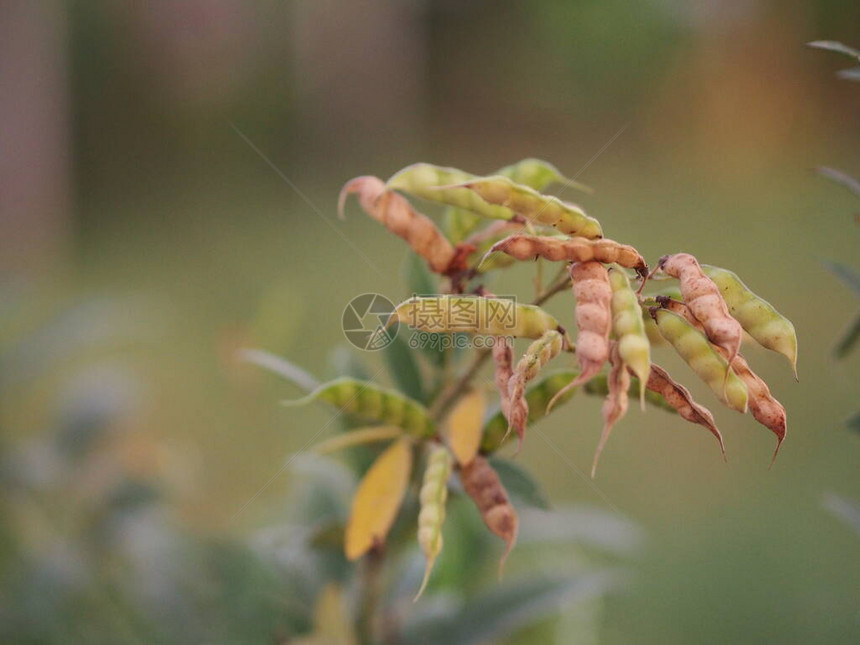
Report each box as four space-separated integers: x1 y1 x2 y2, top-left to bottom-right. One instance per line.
593 344 631 477
657 296 786 461
460 455 518 575
415 444 453 600
446 176 603 239
387 163 513 220
345 438 413 560
486 235 646 274
547 261 612 410
609 267 651 406
283 378 435 437
644 364 726 458
659 253 744 370
492 337 515 419
506 330 565 451
702 265 798 378
652 308 749 413
339 176 459 274
389 296 570 341
482 370 582 452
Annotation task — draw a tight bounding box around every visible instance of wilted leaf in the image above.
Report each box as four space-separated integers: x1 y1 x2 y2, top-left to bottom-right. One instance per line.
401 573 618 645
817 167 860 198
344 438 413 560
822 493 860 535
311 426 404 454
834 313 860 359
489 457 551 510
446 388 486 466
822 260 860 296
808 40 860 61
238 348 320 392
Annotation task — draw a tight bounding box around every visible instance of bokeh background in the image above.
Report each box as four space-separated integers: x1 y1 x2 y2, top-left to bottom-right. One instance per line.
2 1 859 643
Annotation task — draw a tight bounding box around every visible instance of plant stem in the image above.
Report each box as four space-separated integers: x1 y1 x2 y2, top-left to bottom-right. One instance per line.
357 547 385 644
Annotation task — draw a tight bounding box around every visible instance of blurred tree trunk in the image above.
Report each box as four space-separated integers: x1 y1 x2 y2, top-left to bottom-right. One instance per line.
0 1 70 280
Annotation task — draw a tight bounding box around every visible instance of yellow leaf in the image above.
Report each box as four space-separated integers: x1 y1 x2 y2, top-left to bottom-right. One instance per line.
312 426 403 454
344 438 413 560
446 388 486 466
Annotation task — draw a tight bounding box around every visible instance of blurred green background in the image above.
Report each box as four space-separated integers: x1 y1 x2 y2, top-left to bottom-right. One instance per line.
2 1 859 643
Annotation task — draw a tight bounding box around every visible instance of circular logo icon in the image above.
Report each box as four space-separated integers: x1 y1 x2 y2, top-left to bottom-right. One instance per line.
342 293 398 351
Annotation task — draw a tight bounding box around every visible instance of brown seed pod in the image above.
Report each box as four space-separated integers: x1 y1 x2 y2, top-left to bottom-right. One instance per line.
506 330 564 452
486 234 648 276
492 338 515 420
460 455 518 576
547 261 612 411
644 364 726 459
657 296 786 462
658 253 743 371
593 343 631 478
339 176 461 275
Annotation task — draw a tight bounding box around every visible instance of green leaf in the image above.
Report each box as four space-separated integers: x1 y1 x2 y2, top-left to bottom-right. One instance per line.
847 410 860 433
835 313 860 359
822 260 860 296
817 167 860 198
381 332 426 403
403 251 438 297
498 158 592 194
402 574 617 645
808 40 860 61
238 348 319 392
518 507 643 555
327 346 372 381
822 493 860 535
489 457 551 510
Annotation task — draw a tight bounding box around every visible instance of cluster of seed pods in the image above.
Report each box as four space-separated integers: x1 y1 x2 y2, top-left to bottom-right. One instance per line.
276 160 801 586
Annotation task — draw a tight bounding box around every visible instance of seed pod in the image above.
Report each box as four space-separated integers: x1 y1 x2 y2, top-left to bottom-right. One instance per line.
657 297 786 462
593 344 631 477
462 220 528 272
486 235 647 275
415 444 453 600
481 369 681 452
492 338 515 420
702 265 798 378
644 364 726 458
283 378 435 437
547 261 612 410
460 455 518 576
482 370 581 452
339 176 461 275
387 163 514 220
652 308 749 413
497 157 592 195
658 253 744 371
446 176 603 239
609 267 651 407
345 438 413 560
389 296 570 341
506 330 565 451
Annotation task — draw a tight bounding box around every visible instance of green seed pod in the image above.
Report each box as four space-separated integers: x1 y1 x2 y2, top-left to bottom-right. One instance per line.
497 158 592 195
702 265 798 378
415 444 453 600
389 296 570 342
652 308 749 413
609 267 651 406
506 330 564 450
387 163 513 221
283 377 435 436
448 176 603 239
